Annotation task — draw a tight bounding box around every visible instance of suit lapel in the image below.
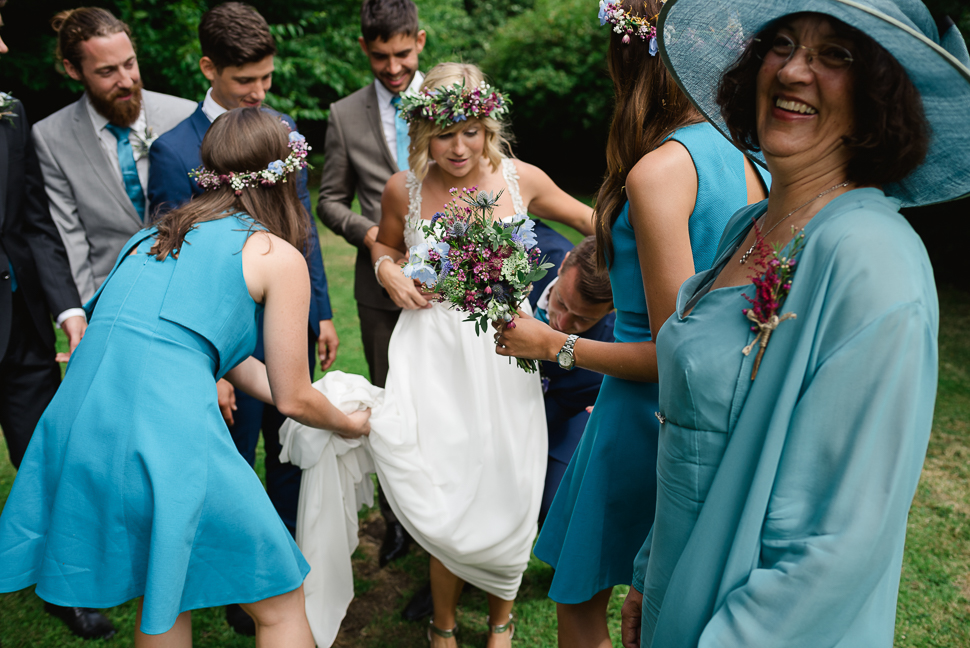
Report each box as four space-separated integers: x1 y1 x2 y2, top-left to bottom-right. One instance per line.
189 104 210 144
364 83 400 173
71 97 142 228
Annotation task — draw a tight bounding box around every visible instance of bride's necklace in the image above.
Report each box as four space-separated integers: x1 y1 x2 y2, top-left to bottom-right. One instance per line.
739 181 849 265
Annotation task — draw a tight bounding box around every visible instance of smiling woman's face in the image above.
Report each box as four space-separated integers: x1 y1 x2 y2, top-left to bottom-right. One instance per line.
756 15 856 168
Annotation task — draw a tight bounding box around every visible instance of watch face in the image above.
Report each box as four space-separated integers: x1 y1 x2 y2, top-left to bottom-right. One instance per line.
557 352 574 370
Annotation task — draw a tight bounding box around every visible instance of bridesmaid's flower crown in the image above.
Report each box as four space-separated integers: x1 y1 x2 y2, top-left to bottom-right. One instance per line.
190 131 310 196
598 0 665 52
398 80 511 129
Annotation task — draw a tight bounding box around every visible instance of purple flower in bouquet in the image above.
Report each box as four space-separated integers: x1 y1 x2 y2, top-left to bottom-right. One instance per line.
449 221 470 238
487 281 513 302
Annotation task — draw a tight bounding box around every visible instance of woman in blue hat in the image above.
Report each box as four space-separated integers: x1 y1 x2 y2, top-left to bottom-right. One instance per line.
619 1 970 646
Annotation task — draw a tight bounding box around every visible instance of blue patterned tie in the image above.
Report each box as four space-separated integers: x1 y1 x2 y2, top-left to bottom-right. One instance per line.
390 95 410 171
104 123 146 221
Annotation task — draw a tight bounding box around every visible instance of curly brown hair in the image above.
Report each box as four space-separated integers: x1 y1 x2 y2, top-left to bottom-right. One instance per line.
716 12 930 187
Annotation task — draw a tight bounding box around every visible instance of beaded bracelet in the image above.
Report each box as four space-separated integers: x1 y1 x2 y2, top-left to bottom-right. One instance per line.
374 255 395 288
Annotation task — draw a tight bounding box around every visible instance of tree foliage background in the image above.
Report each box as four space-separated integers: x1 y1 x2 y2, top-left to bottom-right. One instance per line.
0 0 968 213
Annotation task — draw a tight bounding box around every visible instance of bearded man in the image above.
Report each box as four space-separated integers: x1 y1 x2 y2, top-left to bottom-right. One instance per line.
33 7 194 303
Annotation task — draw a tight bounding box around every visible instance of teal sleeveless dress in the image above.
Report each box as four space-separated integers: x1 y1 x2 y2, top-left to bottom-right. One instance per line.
533 122 768 603
0 215 310 635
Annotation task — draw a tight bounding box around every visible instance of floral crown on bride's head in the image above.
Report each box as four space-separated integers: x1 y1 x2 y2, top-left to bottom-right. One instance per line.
398 80 511 129
598 0 665 52
189 130 310 196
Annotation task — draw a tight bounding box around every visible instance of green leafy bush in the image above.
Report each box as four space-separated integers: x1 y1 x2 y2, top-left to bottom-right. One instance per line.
482 0 611 139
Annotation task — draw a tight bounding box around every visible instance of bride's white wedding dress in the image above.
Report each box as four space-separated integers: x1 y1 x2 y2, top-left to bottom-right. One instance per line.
279 158 547 646
371 158 548 599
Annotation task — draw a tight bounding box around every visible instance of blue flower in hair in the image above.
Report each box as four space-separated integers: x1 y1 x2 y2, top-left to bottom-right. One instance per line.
649 36 659 56
268 160 285 174
598 0 608 25
289 131 306 142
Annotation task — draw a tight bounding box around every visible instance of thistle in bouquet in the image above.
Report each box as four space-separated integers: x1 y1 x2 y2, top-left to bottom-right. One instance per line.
403 186 554 373
741 222 805 380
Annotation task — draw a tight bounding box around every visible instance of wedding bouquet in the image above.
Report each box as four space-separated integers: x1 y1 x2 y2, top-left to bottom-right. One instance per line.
403 186 553 372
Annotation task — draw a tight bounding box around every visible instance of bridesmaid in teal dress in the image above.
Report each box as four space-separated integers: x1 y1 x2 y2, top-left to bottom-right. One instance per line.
620 1 970 646
495 1 768 645
0 109 370 647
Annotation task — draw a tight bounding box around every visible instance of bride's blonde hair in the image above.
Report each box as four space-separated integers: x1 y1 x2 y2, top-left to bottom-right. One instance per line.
407 62 512 181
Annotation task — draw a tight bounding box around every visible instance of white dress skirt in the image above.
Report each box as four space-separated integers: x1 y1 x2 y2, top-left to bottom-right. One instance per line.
369 160 548 599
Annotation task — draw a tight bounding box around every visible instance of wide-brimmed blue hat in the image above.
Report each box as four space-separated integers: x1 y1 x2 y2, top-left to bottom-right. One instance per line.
657 0 970 207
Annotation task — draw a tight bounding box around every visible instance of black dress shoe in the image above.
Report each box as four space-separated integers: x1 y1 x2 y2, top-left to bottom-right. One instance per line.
401 582 434 622
44 603 116 640
225 603 256 636
379 521 412 568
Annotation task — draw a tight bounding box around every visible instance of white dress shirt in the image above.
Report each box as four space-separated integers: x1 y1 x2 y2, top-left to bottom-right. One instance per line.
201 87 229 123
373 72 424 165
85 94 151 196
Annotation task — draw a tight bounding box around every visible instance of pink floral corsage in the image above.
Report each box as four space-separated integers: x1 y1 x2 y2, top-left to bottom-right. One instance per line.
741 221 805 380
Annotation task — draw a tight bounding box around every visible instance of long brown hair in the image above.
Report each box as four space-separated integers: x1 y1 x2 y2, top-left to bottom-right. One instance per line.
593 0 701 269
151 108 309 260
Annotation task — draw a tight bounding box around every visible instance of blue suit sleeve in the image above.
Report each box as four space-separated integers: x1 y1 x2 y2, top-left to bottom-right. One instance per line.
147 135 195 220
299 165 332 323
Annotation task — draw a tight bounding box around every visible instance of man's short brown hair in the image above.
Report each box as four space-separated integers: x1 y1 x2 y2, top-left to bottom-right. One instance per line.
561 236 613 306
360 0 419 43
199 2 277 71
51 7 131 73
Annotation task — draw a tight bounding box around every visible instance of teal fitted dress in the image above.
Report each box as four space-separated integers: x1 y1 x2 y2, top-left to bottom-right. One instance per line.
533 122 768 603
635 189 938 647
0 215 310 635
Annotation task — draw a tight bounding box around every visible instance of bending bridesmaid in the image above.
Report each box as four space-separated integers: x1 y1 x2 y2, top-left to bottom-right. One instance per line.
621 0 970 646
0 109 370 647
496 1 768 646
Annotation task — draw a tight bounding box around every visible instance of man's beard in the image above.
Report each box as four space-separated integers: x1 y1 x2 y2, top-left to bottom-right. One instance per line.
86 80 144 128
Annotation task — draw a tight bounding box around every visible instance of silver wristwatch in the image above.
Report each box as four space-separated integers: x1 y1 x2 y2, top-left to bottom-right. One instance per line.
556 334 580 371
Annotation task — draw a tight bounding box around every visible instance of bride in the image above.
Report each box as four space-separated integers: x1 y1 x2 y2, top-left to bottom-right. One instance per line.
370 62 592 647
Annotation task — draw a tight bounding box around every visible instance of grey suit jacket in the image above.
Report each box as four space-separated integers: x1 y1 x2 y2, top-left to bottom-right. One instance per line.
33 90 196 302
318 82 400 311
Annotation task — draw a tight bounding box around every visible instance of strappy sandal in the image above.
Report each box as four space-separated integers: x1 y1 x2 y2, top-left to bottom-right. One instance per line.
487 613 515 640
427 619 458 644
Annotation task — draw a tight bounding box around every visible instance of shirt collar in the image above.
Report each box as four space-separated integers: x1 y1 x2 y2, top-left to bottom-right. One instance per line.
373 70 425 106
85 93 111 133
202 87 229 123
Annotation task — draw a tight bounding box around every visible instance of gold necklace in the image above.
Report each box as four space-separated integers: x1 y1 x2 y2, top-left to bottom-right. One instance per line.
739 181 849 265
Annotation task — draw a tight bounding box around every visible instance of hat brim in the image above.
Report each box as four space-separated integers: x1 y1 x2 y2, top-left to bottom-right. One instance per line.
658 0 970 207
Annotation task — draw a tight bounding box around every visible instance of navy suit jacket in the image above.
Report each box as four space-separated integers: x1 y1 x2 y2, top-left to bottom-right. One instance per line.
532 224 616 463
529 220 572 312
147 103 332 327
1 100 82 359
542 312 615 463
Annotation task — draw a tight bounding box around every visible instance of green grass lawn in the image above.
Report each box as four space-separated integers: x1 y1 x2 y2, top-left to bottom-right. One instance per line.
1 217 968 646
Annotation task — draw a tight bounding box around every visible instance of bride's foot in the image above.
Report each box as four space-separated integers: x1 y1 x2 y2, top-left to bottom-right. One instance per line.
486 614 514 648
428 619 458 648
